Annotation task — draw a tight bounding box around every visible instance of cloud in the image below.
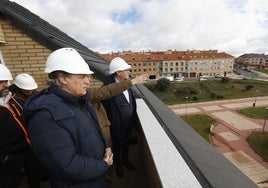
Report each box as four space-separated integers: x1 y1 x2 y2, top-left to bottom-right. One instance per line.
11 0 268 57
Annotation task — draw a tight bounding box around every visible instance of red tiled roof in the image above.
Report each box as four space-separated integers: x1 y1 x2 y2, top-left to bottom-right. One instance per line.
98 50 234 62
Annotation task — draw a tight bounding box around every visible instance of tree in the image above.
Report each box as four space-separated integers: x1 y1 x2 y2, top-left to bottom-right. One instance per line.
155 78 170 91
221 77 229 83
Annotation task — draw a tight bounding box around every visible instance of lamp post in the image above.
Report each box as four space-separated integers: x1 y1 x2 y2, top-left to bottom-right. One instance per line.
185 96 189 115
262 107 268 132
253 97 257 107
253 90 259 107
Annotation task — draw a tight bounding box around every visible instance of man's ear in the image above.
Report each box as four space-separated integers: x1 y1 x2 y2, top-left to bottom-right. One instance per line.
115 71 121 79
58 73 68 85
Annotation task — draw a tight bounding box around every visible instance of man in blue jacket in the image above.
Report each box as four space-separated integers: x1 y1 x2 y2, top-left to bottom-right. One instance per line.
23 48 113 188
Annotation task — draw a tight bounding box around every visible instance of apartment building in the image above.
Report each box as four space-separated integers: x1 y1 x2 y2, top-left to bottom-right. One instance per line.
235 53 268 69
100 51 160 79
99 49 235 79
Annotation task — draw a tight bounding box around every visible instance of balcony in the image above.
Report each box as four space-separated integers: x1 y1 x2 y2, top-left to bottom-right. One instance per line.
21 85 258 188
111 84 258 188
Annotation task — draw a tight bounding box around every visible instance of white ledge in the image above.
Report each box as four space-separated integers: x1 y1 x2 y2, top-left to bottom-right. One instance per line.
136 99 202 188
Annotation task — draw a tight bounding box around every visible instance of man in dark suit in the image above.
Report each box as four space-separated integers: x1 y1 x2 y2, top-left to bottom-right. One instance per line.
103 57 138 178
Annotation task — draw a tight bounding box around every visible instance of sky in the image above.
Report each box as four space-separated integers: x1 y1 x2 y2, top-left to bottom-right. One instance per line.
11 0 268 57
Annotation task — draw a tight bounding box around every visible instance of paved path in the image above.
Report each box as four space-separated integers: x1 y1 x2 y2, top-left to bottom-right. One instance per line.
169 96 268 188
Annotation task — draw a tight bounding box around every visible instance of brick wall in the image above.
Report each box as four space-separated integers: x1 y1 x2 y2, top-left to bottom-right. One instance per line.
0 18 50 90
0 18 102 90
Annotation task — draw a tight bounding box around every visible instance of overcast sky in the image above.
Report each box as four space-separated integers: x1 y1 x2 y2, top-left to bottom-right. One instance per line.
11 0 268 57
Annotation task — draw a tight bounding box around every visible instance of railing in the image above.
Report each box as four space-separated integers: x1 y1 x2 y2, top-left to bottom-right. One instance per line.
133 84 258 188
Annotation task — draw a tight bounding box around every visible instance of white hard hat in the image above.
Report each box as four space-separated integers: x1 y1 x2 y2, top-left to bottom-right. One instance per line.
109 57 131 74
44 48 94 74
14 73 38 90
0 64 13 81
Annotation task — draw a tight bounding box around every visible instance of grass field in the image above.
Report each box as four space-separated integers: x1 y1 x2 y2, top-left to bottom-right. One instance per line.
237 107 268 119
236 107 268 161
247 131 268 161
145 78 268 161
254 68 268 75
145 78 268 105
181 114 217 143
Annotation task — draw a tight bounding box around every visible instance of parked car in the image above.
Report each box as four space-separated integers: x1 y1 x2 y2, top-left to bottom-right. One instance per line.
175 77 184 82
215 73 224 78
199 77 207 81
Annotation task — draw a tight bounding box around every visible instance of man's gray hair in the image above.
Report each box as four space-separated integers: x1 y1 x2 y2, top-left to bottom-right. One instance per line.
47 71 70 87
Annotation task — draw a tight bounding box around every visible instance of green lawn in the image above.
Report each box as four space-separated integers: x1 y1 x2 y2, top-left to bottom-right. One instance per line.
145 78 268 105
237 107 268 119
181 114 217 143
181 108 268 161
254 68 268 75
236 107 268 161
246 131 268 161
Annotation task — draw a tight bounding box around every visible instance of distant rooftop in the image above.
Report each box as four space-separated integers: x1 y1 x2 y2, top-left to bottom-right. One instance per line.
238 53 268 59
98 49 235 62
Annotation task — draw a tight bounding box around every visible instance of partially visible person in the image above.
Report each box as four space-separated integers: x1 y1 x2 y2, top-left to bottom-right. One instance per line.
9 73 46 188
102 57 139 178
0 64 31 188
9 73 38 101
23 48 113 188
89 73 149 143
89 73 148 183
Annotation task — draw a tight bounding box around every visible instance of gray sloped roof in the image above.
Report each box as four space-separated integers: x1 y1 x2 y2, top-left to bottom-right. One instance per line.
0 0 109 81
238 53 267 59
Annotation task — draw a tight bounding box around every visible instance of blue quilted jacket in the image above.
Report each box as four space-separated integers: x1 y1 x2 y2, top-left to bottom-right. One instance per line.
23 85 110 188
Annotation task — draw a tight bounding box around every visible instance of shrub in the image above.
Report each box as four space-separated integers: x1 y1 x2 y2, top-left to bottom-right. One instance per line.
221 77 229 83
210 92 216 99
155 78 170 91
193 96 199 101
185 86 198 95
245 85 254 90
190 88 198 95
216 95 224 99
